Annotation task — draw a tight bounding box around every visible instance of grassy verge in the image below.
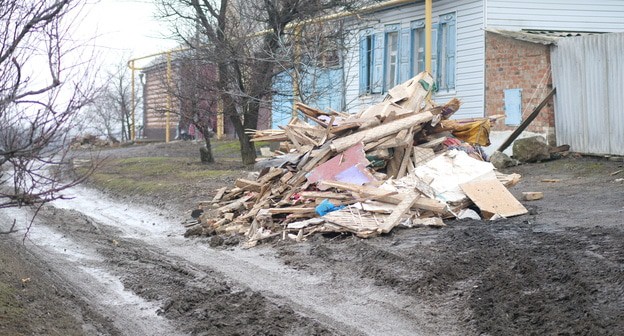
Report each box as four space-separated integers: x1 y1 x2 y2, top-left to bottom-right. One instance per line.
85 157 238 195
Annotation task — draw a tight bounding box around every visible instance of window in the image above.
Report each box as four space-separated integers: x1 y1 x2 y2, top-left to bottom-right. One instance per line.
411 20 426 76
358 12 456 96
384 25 400 91
359 31 373 94
437 13 456 92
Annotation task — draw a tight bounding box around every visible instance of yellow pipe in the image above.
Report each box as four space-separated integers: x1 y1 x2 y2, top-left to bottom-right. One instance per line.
425 0 432 73
166 51 172 143
127 47 191 70
217 98 224 140
130 60 136 141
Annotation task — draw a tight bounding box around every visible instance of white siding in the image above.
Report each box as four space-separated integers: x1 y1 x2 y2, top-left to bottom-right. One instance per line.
552 33 624 155
344 0 485 119
487 0 624 32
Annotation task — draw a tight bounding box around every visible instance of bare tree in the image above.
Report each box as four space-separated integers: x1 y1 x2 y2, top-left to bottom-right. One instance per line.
157 0 368 165
87 61 141 143
0 0 98 219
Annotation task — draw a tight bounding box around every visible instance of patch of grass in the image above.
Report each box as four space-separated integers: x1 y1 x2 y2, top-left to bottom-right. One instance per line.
210 139 270 157
84 156 240 195
212 140 241 156
0 282 24 321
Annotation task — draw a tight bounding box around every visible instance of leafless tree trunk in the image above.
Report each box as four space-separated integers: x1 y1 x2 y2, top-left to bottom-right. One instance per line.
157 0 366 165
0 0 99 214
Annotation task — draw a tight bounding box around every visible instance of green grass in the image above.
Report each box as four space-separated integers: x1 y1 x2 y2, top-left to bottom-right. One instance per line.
0 282 24 321
85 156 237 195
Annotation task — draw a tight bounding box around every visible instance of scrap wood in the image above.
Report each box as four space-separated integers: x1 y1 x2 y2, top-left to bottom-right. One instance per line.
235 178 262 192
319 180 448 214
217 195 254 214
189 71 529 245
330 111 433 153
522 191 544 201
378 191 418 233
267 207 317 215
541 178 561 183
496 172 521 188
286 218 325 231
460 178 528 219
410 217 446 227
323 208 385 238
211 187 227 203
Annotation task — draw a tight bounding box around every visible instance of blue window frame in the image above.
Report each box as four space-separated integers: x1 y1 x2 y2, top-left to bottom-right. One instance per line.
384 24 400 91
359 29 374 94
437 12 456 92
358 12 456 95
411 20 426 76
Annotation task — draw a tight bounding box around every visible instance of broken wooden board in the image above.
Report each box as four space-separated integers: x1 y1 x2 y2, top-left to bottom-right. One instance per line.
319 180 448 214
267 207 317 215
460 178 528 219
522 191 544 201
211 187 227 203
378 191 418 233
323 208 385 238
235 179 262 192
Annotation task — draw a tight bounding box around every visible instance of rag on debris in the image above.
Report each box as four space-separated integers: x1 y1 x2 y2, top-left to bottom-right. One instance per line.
189 72 526 246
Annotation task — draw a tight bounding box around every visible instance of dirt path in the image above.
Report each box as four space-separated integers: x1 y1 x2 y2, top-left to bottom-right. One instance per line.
1 185 460 335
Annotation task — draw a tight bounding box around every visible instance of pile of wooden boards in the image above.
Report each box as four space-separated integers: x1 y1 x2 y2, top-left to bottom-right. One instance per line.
190 72 527 247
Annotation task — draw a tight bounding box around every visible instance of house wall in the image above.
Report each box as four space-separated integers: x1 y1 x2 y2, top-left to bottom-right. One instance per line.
143 65 179 140
486 0 624 32
344 0 485 119
484 31 555 142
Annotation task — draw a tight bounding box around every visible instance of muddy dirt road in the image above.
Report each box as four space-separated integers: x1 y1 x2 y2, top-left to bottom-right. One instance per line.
1 142 623 335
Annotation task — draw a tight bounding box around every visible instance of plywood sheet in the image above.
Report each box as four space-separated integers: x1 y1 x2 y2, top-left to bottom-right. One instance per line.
460 178 527 219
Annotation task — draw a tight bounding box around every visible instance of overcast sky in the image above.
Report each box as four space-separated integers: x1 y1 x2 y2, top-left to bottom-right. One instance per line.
80 0 178 69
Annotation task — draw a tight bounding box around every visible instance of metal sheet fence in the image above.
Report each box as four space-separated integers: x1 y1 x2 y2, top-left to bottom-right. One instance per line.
551 32 624 155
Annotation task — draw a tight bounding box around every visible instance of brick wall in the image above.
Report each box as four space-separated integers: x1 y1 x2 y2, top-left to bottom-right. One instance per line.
484 31 555 144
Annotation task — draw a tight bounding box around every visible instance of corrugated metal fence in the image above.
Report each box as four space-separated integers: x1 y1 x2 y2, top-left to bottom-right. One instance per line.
551 32 624 155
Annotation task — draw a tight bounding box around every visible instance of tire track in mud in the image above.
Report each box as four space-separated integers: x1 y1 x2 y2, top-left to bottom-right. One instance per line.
13 186 452 335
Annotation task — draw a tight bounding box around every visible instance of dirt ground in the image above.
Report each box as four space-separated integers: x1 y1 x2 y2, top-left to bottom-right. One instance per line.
1 140 623 335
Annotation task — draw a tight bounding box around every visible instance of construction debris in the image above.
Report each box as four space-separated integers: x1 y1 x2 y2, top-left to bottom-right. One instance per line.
522 191 544 201
187 72 527 246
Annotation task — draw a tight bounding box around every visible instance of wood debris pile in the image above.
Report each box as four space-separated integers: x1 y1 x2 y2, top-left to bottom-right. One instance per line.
188 72 527 247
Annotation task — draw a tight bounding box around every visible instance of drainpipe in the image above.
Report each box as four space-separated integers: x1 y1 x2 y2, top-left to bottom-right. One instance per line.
425 0 432 73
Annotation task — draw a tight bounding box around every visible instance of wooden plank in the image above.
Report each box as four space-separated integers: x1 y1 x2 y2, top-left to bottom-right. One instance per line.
460 178 528 219
299 191 352 200
258 167 285 184
397 145 413 179
211 187 227 203
522 191 544 201
330 111 434 153
267 207 317 215
378 192 418 233
417 136 446 149
235 178 262 192
319 180 448 214
497 88 556 152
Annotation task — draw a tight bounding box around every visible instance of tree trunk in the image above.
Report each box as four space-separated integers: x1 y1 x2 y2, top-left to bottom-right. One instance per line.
228 112 256 165
199 133 214 163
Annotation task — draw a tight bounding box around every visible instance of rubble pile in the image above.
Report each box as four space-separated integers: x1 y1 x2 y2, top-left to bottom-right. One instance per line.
188 72 527 247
